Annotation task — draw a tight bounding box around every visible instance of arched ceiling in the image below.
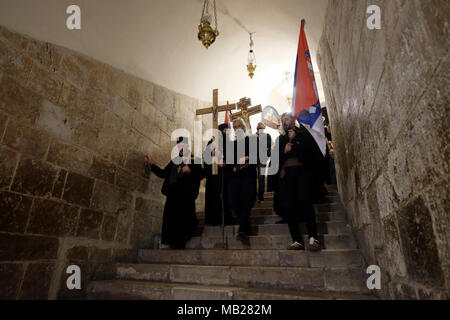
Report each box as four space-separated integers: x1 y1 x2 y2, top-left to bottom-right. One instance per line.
0 0 329 113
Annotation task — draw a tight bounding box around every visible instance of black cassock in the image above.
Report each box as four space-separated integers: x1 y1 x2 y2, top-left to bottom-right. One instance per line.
203 138 233 226
278 125 324 242
147 156 202 249
225 136 257 235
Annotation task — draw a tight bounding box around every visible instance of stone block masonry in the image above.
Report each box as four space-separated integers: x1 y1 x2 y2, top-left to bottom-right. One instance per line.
317 0 449 299
0 25 206 299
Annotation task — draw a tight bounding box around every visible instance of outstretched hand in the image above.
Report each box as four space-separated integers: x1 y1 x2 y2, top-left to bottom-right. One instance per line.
145 154 153 166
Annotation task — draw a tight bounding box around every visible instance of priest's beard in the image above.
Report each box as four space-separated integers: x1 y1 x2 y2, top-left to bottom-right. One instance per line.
234 129 246 141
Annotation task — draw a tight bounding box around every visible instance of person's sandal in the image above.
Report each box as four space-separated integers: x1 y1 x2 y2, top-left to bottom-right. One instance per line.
308 237 321 252
287 242 304 250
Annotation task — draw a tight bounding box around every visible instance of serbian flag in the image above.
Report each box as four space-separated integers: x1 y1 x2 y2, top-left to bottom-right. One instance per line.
292 20 326 156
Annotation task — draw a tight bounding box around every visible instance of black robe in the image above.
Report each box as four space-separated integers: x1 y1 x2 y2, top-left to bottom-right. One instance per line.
147 155 202 249
278 125 324 169
256 131 272 199
224 136 257 235
278 125 325 220
202 136 232 226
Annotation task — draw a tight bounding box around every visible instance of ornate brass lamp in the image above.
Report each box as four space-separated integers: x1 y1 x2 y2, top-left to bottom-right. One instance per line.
247 33 256 79
198 0 219 49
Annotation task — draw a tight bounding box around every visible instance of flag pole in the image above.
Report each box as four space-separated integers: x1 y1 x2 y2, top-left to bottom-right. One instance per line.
220 103 230 250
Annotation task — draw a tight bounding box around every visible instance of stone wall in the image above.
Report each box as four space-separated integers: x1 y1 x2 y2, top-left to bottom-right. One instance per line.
317 0 449 299
0 25 207 299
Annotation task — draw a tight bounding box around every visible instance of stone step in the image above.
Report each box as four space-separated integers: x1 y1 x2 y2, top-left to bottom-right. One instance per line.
314 203 344 212
232 287 374 300
250 207 274 215
198 211 346 226
195 221 351 237
316 211 346 222
250 204 345 215
186 234 357 250
253 201 274 209
196 209 278 218
255 195 341 208
263 190 339 198
87 280 375 300
326 185 338 192
113 264 369 293
318 190 339 197
313 195 341 204
137 249 364 268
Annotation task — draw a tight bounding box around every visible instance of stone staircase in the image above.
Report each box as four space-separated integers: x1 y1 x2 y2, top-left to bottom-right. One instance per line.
87 186 376 300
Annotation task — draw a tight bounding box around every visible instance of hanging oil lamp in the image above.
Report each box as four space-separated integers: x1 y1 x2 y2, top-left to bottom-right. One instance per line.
247 33 256 78
198 0 219 49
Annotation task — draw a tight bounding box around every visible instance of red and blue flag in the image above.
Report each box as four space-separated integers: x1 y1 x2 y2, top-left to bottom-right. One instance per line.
292 20 326 155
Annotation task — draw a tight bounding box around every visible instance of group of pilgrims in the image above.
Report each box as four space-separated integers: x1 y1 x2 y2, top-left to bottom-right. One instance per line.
144 112 331 251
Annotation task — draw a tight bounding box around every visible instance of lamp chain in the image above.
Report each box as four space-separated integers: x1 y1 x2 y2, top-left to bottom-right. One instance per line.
214 0 218 31
201 0 217 31
201 0 207 21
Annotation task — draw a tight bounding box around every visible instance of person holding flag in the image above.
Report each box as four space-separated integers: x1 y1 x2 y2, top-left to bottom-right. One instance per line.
279 113 323 251
280 19 326 251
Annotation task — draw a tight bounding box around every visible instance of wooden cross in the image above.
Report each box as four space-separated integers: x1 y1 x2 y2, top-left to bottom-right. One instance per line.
196 89 237 175
230 97 262 132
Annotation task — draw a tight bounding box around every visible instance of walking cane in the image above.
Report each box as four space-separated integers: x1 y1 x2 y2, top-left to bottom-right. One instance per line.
220 161 226 249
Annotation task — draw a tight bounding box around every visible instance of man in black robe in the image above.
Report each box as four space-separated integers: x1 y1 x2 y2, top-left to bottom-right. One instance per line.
225 119 257 241
256 122 272 202
144 137 202 249
278 113 324 251
203 123 233 226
